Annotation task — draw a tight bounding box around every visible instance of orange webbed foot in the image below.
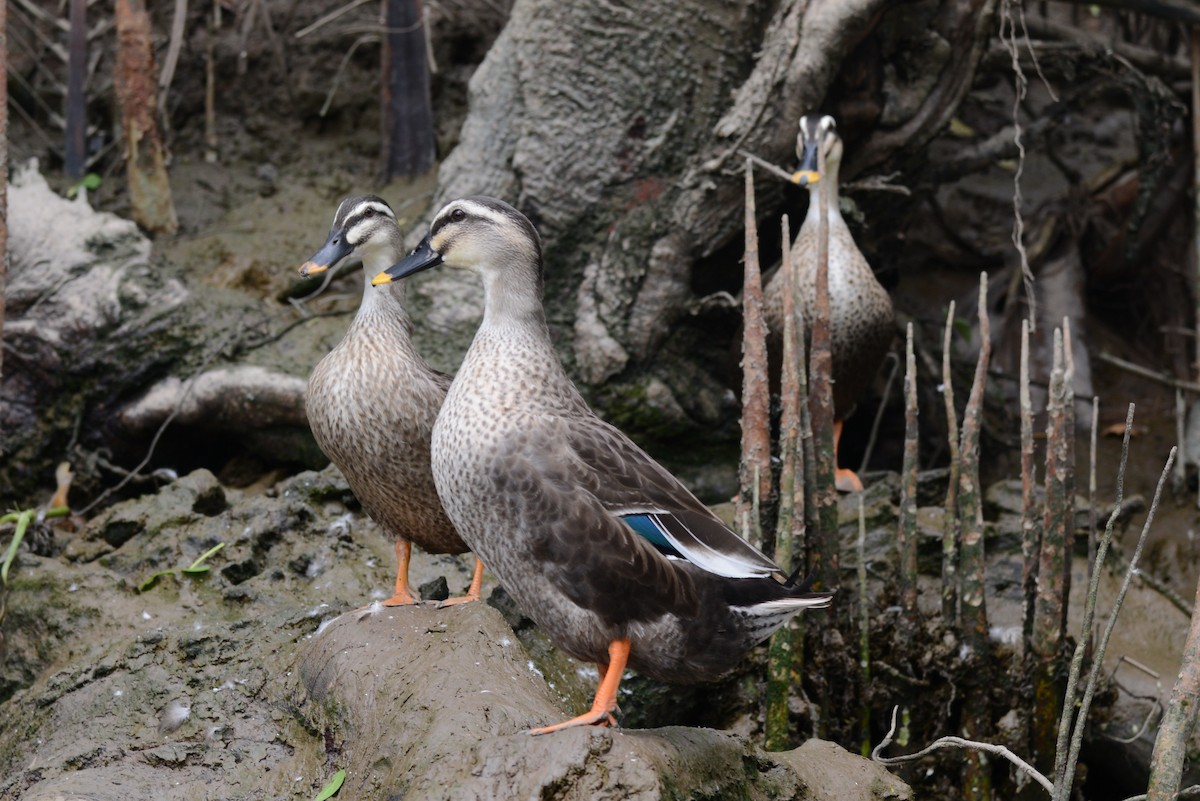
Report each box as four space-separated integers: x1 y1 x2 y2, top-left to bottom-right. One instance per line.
436 557 485 608
835 467 864 493
528 708 618 736
527 637 629 736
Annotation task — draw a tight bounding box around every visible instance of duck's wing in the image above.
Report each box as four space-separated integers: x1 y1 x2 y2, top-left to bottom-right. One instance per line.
559 411 783 581
494 427 699 625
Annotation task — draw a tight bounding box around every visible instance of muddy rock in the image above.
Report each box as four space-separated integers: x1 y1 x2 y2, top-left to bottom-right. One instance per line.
0 468 909 800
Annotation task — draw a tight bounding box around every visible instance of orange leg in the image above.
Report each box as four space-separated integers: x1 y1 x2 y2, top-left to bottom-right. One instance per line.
833 420 864 493
529 637 629 735
381 540 420 606
438 557 485 607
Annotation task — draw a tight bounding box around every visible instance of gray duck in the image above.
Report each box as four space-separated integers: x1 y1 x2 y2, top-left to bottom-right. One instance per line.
301 195 483 606
373 197 831 734
764 114 895 493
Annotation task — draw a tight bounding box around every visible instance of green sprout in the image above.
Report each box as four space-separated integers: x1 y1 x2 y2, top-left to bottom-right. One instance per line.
1 507 70 587
137 542 226 592
313 769 346 801
66 173 102 199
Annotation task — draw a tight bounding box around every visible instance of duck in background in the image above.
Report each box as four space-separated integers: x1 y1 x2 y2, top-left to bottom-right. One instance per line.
374 196 832 734
763 115 895 493
301 195 483 607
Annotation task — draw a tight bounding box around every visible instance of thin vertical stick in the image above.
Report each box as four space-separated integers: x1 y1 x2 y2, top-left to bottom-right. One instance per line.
740 161 773 551
1146 573 1200 801
1060 445 1177 799
942 301 961 625
959 272 992 801
809 133 838 593
64 0 87 179
1086 395 1099 650
898 323 919 625
1033 328 1067 774
1061 319 1076 637
767 214 798 751
1176 389 1187 494
857 494 870 756
1054 406 1133 798
205 0 219 163
1020 319 1038 646
1191 28 1200 382
859 355 900 475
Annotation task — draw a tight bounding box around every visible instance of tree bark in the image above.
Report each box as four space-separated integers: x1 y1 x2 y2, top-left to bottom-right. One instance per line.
432 0 995 422
114 0 178 234
64 0 87 180
381 0 435 180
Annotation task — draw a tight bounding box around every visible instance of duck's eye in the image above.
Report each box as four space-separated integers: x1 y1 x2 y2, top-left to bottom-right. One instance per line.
450 208 467 223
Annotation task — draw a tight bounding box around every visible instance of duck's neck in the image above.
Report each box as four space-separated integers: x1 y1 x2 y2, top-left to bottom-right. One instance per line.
356 232 411 323
479 262 548 333
804 160 843 228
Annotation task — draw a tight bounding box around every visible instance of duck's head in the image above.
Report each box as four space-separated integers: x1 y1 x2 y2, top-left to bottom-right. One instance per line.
299 195 399 277
371 196 543 288
790 115 842 188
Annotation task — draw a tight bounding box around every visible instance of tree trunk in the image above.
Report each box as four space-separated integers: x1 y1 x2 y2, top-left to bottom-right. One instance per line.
381 0 435 180
113 0 178 234
431 0 997 424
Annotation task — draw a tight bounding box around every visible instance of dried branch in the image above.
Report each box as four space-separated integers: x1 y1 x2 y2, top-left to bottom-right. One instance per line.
872 706 1053 794
1146 574 1200 800
958 272 992 800
898 323 919 626
739 160 772 551
1034 329 1068 772
857 494 870 755
1096 352 1200 394
766 214 798 751
157 0 187 117
1060 443 1178 799
1020 319 1038 646
999 0 1038 328
942 301 961 624
809 134 838 592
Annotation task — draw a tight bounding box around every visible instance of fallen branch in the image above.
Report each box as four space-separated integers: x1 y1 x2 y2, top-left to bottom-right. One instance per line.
872 706 1053 794
1096 352 1200 394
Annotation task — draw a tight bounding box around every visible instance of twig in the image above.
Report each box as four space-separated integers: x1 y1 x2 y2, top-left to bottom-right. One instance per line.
766 214 798 752
858 352 899 475
942 301 961 625
897 325 919 625
858 494 870 756
999 0 1038 329
739 160 772 551
294 0 372 39
1060 444 1178 799
320 34 378 117
872 706 1054 794
157 0 187 117
1020 319 1037 646
1096 352 1200 394
738 150 798 184
1054 403 1135 797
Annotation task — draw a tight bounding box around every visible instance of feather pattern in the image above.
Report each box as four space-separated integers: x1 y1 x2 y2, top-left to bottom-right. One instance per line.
304 196 469 585
387 196 832 684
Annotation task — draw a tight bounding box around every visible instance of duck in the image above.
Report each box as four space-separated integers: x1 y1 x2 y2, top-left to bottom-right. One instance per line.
300 195 483 607
372 196 832 734
763 114 895 493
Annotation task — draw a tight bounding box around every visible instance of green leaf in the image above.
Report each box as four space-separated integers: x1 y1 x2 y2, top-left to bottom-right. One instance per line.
1 511 33 587
139 542 224 590
313 769 346 801
138 569 176 593
187 542 225 571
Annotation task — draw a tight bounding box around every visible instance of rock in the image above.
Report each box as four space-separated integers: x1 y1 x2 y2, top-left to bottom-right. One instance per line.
0 469 910 800
778 739 912 800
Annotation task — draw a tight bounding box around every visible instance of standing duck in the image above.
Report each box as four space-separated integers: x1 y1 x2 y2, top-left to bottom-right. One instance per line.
764 114 895 493
373 197 832 733
301 195 483 606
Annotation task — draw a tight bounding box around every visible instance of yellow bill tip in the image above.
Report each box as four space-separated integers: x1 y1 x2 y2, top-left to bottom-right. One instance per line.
371 271 394 286
299 261 328 277
791 170 821 186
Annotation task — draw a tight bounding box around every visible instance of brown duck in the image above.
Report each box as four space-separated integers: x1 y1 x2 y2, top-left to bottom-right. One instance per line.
373 197 832 734
300 195 483 606
764 115 895 492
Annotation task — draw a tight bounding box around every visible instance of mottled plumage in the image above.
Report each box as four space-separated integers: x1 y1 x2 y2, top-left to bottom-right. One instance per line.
374 197 831 731
302 195 480 606
764 115 895 490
